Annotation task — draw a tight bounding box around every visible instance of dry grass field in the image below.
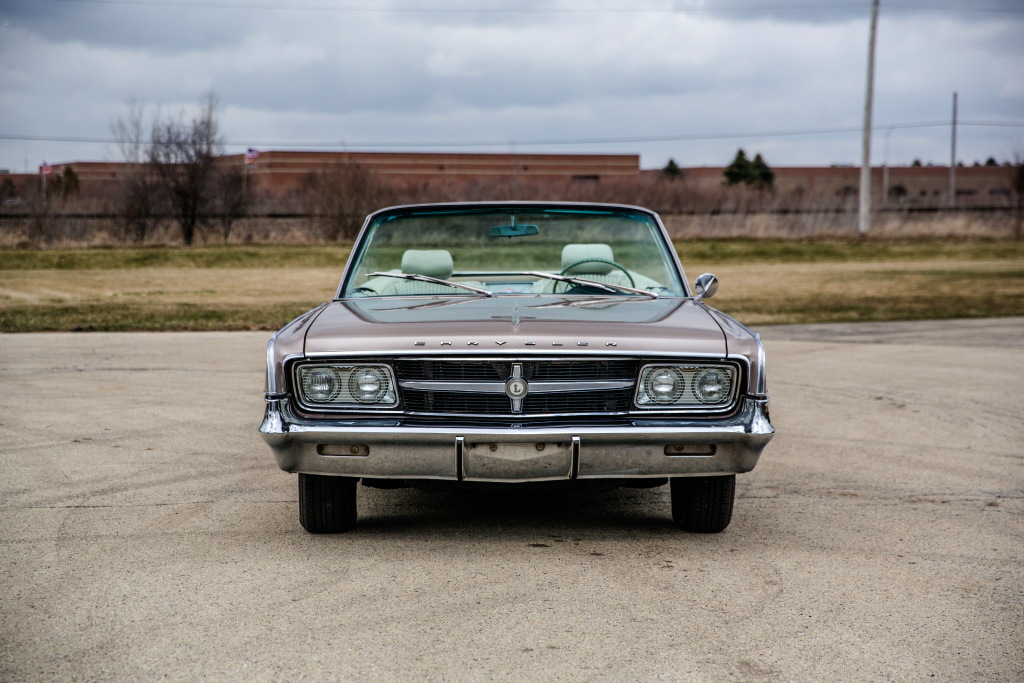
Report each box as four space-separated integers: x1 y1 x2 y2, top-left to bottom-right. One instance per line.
1 240 1022 332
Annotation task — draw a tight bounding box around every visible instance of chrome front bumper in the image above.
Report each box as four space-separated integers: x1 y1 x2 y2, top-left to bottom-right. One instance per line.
260 397 774 482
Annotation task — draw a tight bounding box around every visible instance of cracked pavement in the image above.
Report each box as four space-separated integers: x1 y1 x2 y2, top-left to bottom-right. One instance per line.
1 322 1022 681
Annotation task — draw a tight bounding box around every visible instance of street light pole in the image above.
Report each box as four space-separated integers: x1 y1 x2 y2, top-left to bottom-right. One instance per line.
859 0 880 236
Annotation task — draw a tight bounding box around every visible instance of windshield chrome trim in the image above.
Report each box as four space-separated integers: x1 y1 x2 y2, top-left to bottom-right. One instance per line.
336 202 687 299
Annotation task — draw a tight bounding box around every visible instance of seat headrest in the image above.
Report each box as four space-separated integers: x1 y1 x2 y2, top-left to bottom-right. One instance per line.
401 249 454 280
561 243 615 275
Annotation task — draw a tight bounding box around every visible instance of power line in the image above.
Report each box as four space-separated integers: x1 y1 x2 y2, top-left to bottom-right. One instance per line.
2 120 1022 150
43 0 1024 14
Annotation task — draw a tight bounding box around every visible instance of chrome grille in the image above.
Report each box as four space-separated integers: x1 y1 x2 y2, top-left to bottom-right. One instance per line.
395 357 640 416
393 359 636 383
523 389 633 413
528 360 636 381
402 391 510 414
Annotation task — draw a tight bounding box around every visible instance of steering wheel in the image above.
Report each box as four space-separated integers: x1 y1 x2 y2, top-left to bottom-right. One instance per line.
559 258 636 287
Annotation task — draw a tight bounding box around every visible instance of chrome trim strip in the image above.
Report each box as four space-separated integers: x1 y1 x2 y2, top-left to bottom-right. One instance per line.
266 335 279 395
456 436 465 481
399 355 647 361
571 436 580 479
267 351 306 399
755 333 767 396
303 349 731 359
400 380 507 393
398 379 635 393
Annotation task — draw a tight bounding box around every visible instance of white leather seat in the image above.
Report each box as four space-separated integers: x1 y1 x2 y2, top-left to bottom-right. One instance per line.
534 243 634 293
401 249 454 280
560 243 616 275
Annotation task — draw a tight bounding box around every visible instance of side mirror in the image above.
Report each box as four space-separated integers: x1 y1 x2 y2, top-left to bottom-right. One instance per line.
694 273 719 300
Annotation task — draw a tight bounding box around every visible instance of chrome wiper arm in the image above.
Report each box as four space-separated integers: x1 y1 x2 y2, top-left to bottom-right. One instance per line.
521 271 658 299
522 271 616 293
367 272 493 297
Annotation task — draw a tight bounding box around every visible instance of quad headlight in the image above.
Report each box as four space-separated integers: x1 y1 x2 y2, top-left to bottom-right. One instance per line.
635 364 737 409
296 364 397 408
644 367 686 404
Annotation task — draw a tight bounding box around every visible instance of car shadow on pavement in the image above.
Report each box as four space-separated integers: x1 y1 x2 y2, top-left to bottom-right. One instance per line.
345 485 687 536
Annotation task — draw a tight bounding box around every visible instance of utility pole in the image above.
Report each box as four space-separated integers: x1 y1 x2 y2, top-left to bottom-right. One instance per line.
883 126 893 207
949 91 958 207
859 0 880 236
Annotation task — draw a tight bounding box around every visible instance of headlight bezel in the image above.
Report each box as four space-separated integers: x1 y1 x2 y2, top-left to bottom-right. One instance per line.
293 362 399 410
634 362 739 410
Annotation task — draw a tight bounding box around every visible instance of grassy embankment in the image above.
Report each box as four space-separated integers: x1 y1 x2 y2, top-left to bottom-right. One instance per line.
1 240 1022 332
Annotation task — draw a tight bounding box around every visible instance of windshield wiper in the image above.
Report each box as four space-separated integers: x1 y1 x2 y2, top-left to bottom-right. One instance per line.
521 271 658 299
367 272 493 297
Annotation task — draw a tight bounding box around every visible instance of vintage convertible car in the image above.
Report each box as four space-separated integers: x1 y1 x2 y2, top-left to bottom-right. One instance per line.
260 202 773 533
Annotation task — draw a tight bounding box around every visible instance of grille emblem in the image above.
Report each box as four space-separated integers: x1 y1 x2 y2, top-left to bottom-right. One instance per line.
505 378 528 399
506 363 526 412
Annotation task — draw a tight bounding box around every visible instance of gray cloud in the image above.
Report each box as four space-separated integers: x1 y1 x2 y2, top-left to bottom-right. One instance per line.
0 0 1021 173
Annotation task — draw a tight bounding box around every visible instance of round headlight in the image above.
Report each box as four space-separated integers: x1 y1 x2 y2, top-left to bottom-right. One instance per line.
645 367 685 404
692 367 730 404
302 367 342 402
349 367 388 403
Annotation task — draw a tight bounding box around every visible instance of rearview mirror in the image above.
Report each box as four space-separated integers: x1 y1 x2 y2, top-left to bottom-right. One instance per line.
489 224 539 238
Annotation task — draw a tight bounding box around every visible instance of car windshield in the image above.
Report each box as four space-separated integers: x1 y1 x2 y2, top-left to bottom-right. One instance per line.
339 206 686 298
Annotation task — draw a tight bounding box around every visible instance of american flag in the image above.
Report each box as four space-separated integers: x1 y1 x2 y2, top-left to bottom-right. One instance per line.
41 162 52 175
245 148 260 165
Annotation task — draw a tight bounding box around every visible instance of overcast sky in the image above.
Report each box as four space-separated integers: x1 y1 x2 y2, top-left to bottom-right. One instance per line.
1 0 1022 173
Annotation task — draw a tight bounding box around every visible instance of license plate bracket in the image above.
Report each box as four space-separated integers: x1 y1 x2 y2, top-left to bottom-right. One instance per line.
461 439 574 482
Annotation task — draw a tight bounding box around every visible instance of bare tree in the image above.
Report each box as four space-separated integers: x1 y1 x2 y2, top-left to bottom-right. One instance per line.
111 98 162 243
210 164 249 244
303 163 388 241
24 181 53 246
1011 148 1024 240
149 92 224 245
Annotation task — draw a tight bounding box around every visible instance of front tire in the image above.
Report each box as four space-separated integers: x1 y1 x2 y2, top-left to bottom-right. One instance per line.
298 474 358 533
670 475 735 533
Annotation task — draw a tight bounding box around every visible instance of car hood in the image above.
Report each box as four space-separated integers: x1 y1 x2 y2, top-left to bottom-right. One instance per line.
303 295 727 356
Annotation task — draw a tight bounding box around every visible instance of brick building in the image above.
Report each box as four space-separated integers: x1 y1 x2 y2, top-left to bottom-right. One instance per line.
4 151 1018 208
669 164 1016 206
219 150 641 197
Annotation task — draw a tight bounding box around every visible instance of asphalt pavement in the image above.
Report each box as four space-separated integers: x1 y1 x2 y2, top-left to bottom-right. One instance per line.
1 319 1022 681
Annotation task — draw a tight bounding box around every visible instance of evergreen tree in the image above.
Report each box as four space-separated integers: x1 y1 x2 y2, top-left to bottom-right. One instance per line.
723 149 751 185
662 158 682 179
724 149 773 189
750 153 774 190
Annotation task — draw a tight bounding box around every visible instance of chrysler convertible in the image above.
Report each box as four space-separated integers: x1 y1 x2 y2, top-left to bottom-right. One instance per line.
260 202 774 533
